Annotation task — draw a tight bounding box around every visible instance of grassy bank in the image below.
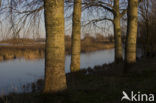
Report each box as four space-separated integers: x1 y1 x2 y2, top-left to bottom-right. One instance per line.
0 38 114 53
0 38 114 61
1 57 156 103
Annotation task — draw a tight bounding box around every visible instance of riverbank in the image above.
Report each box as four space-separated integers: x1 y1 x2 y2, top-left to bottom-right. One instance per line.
1 57 156 103
0 39 114 61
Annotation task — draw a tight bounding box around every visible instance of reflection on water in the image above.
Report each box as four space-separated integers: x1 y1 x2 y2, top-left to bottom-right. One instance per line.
66 49 115 72
0 49 114 94
0 59 44 94
0 44 10 46
0 48 142 94
0 49 44 61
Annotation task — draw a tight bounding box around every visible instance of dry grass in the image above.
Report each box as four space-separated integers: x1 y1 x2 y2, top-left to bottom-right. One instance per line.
0 37 114 61
0 38 37 45
65 36 114 54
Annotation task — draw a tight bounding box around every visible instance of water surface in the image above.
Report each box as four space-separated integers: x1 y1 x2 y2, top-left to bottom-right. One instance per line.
0 48 142 94
0 49 115 94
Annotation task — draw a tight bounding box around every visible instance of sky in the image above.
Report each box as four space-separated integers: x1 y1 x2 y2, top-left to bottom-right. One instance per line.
0 0 129 40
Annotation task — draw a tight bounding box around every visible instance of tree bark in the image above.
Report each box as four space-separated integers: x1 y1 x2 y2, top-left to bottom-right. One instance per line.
70 0 82 72
44 0 67 93
113 0 123 63
126 0 138 63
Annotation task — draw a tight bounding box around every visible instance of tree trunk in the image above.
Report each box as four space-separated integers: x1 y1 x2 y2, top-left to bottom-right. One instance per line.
70 0 82 72
113 0 123 63
126 0 138 63
44 0 67 93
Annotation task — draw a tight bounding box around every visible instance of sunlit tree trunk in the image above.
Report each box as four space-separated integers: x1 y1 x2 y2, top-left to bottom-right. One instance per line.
44 0 67 93
126 0 138 63
70 0 82 72
113 0 123 63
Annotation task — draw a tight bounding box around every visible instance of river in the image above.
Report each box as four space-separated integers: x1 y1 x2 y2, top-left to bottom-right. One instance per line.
0 48 142 94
